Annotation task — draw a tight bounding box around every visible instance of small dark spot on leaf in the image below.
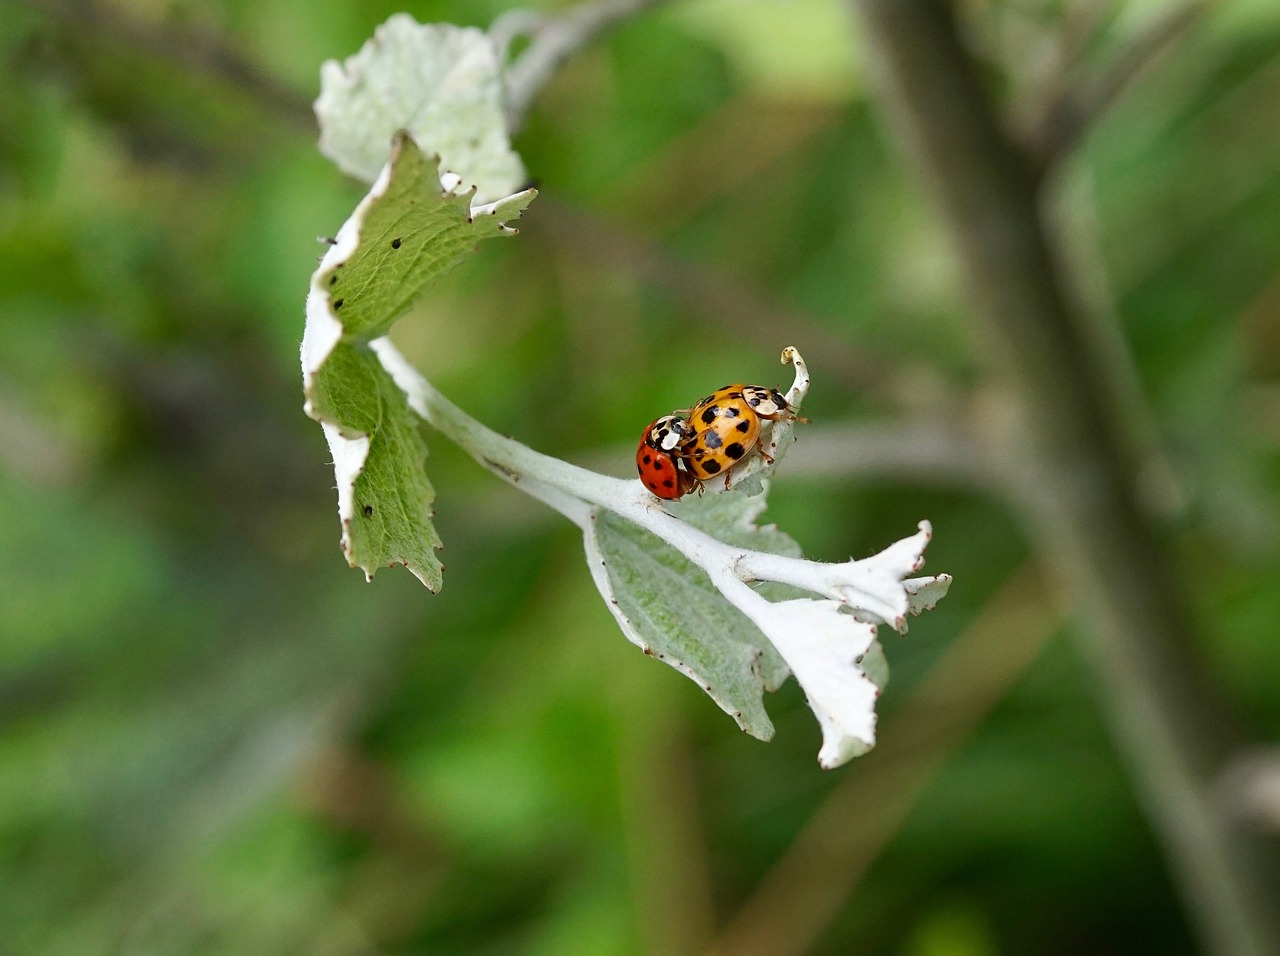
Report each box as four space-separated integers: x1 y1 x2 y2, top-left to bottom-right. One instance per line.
391 237 402 249
329 274 338 286
333 298 344 309
362 504 373 517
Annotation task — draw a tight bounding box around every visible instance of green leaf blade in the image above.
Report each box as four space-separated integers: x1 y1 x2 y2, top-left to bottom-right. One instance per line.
589 509 778 740
302 133 534 589
315 133 534 343
586 490 809 740
313 343 443 590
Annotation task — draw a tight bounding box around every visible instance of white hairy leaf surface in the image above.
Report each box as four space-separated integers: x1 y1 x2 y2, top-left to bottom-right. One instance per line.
316 14 525 201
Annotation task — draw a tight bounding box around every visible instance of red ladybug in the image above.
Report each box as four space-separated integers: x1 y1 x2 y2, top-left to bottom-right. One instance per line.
636 415 697 500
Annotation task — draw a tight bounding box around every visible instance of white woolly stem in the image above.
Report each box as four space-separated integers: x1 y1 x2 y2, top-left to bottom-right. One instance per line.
374 339 939 633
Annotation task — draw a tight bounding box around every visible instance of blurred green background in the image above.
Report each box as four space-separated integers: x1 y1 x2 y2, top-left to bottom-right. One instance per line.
2 0 1279 953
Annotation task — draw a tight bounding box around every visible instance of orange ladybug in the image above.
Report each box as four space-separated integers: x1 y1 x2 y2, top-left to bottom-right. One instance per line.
684 384 804 484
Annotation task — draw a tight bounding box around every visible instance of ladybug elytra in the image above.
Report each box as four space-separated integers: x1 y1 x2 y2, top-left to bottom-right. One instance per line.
635 384 805 499
684 384 804 485
636 415 697 500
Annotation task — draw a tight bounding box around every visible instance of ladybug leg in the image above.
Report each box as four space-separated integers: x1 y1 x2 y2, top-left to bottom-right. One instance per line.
758 447 775 465
757 409 811 425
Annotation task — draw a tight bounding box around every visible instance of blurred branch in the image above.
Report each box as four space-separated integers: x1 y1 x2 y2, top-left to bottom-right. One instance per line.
528 199 889 393
784 418 991 491
1029 0 1208 164
20 0 314 128
708 563 1061 956
619 715 716 956
1220 749 1280 835
608 97 839 231
0 388 85 486
848 1 1280 953
455 415 996 545
497 0 674 132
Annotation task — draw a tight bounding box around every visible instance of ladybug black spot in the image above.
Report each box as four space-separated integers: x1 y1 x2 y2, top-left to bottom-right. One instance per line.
662 479 674 488
725 442 745 460
643 454 652 464
724 406 739 418
704 430 723 449
701 407 718 425
728 391 742 399
703 459 722 475
748 396 762 407
736 420 750 433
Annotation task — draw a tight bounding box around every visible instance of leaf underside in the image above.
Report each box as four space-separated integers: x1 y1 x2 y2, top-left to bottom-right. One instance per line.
587 490 807 740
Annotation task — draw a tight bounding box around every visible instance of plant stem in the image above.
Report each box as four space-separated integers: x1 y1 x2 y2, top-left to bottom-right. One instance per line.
847 1 1280 952
501 0 675 130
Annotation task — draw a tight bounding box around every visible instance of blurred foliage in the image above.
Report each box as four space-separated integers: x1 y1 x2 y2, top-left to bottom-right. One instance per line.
1 0 1279 953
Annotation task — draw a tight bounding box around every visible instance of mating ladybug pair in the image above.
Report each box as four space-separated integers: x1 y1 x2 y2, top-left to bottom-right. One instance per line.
636 384 806 500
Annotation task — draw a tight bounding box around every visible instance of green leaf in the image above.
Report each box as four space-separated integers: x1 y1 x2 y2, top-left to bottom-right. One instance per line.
585 491 802 740
311 342 443 589
314 132 535 344
302 132 535 587
316 14 525 202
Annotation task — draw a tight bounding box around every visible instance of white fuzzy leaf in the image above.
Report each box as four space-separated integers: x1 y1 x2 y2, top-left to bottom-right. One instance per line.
744 598 882 768
316 14 525 202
